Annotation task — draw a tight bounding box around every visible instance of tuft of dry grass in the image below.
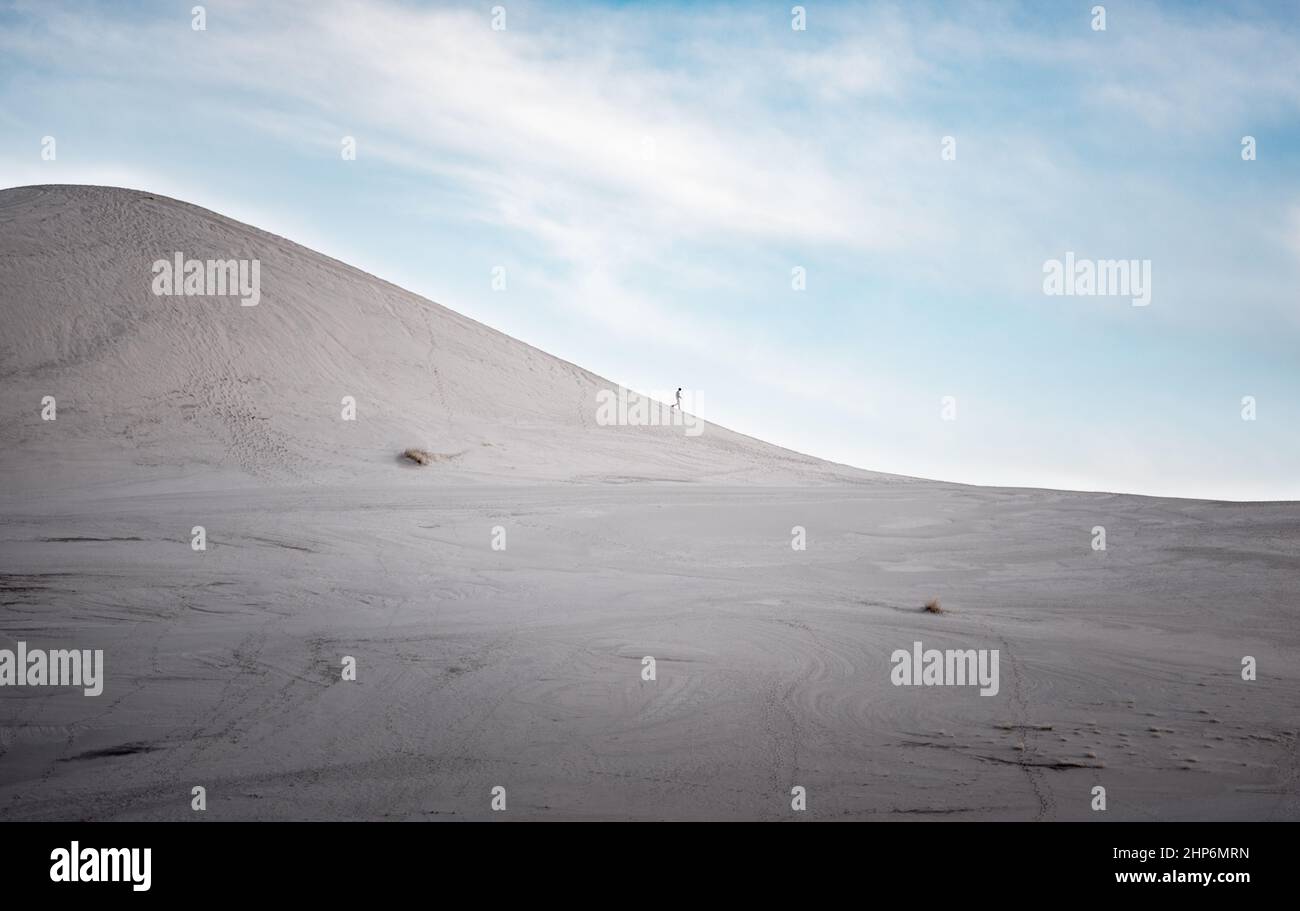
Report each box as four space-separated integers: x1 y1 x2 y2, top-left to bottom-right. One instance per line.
402 448 434 466
922 598 943 614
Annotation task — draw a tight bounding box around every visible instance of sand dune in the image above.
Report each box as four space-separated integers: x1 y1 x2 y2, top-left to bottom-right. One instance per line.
0 185 879 492
1 185 1296 820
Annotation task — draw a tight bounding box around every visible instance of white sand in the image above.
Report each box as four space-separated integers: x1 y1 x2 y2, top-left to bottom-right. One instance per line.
1 185 1296 820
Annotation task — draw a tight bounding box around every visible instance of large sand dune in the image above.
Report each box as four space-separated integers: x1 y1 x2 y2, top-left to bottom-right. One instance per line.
1 185 1297 820
0 185 876 492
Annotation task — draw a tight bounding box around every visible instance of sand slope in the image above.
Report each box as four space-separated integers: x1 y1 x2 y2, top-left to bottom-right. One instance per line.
0 185 879 493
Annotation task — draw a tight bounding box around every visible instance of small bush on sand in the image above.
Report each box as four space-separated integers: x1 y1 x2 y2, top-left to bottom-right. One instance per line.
402 448 434 465
923 598 943 614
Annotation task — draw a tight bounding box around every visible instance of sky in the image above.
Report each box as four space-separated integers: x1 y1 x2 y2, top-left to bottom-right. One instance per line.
1 0 1298 500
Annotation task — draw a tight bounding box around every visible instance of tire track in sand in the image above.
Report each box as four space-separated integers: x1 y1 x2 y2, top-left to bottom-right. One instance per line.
973 615 1054 821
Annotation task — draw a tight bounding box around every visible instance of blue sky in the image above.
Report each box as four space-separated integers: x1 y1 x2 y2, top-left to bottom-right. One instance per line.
2 0 1298 499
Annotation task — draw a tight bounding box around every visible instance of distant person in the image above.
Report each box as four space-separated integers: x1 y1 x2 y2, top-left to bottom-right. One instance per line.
673 387 682 411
